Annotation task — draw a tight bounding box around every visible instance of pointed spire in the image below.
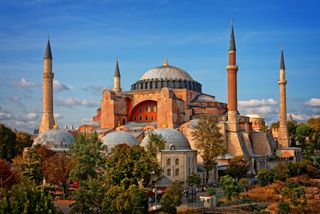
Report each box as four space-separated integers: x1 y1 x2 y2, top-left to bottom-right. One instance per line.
114 58 121 77
280 50 285 70
163 56 169 67
44 39 53 59
229 19 236 51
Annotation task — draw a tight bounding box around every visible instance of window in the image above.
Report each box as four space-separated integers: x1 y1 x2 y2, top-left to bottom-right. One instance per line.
139 108 142 113
145 116 148 121
151 116 154 121
175 168 179 176
175 158 179 165
122 119 126 124
167 168 171 176
139 116 142 121
167 158 171 165
150 105 154 112
146 106 148 112
133 116 136 121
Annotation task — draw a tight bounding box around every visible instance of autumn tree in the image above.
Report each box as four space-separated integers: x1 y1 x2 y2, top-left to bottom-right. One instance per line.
43 152 75 197
192 116 225 185
225 156 250 180
15 131 33 155
0 159 20 189
308 117 320 132
160 182 182 214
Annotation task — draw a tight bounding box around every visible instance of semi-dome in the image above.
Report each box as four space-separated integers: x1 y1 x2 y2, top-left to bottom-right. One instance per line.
102 131 139 149
140 65 193 81
33 128 74 151
141 128 191 150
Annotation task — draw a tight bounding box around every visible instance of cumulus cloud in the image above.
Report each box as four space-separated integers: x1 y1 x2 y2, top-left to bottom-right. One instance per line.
25 112 38 120
13 78 38 88
54 113 63 120
0 111 13 121
56 97 98 108
239 98 277 108
305 98 320 107
53 80 70 92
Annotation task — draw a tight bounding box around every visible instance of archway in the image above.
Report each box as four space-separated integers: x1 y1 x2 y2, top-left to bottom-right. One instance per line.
129 100 157 122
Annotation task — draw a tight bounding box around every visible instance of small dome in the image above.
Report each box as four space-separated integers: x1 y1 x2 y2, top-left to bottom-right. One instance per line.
102 131 139 149
140 65 193 81
141 128 191 150
33 129 74 151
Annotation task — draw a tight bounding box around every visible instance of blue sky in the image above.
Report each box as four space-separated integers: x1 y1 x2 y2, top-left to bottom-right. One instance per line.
0 0 319 132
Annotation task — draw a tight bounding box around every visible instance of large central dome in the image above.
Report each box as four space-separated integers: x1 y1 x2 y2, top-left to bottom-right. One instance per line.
140 65 193 81
131 57 202 93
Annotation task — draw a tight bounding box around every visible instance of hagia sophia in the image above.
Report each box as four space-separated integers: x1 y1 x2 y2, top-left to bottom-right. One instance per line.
33 23 302 185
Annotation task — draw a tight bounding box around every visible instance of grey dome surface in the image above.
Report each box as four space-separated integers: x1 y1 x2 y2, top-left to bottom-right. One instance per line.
141 128 191 150
33 129 74 151
140 65 193 81
102 131 139 149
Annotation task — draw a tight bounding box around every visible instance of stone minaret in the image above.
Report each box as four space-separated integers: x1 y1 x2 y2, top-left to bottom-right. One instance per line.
113 59 121 93
39 40 55 133
278 50 289 148
226 21 239 131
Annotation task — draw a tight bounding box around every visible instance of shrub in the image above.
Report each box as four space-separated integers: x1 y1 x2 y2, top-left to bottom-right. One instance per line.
257 169 275 186
278 200 290 214
207 187 216 196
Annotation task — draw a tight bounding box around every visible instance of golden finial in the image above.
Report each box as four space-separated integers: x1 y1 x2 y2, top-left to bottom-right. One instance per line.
162 117 168 128
53 122 59 129
163 56 169 67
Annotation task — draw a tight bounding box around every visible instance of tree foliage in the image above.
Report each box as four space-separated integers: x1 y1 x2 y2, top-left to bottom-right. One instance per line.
15 131 33 155
0 159 20 189
225 156 250 180
102 185 148 214
278 182 306 213
160 182 182 214
105 144 162 188
192 116 225 185
257 169 275 186
219 175 241 200
308 117 320 132
145 132 166 157
0 124 17 161
0 183 58 214
187 173 201 186
69 132 105 183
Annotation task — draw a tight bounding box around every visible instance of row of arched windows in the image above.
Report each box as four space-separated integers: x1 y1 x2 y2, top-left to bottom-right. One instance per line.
167 168 179 176
167 158 179 165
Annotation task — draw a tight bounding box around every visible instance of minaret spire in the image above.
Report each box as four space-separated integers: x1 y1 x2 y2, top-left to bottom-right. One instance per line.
229 19 236 52
39 39 55 133
163 56 169 67
278 50 289 148
226 20 239 131
113 58 122 93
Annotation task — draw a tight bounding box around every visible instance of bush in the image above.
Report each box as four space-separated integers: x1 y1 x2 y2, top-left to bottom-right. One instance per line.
207 187 216 195
257 169 275 186
220 175 241 200
274 162 289 181
278 200 290 214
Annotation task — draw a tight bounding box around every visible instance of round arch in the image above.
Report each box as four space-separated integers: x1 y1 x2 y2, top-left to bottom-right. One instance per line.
129 100 157 122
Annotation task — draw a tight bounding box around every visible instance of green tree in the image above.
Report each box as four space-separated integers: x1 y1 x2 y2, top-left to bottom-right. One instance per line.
278 200 290 214
160 182 182 214
69 132 105 183
287 120 298 144
192 116 225 185
102 184 148 214
70 178 107 214
0 124 17 161
145 132 166 157
187 173 201 186
257 169 275 186
280 182 306 213
225 156 250 180
105 144 162 188
274 162 289 181
296 123 312 143
239 178 249 191
219 175 241 200
0 182 58 214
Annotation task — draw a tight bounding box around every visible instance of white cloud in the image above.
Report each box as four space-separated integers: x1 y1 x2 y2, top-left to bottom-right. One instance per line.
54 113 63 120
246 106 274 114
305 98 320 107
0 111 13 120
13 78 38 88
56 97 98 108
239 98 277 107
25 112 38 120
82 85 105 95
53 80 70 92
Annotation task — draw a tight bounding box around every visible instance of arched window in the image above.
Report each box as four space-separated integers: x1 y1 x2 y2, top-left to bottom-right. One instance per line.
167 158 171 165
175 158 179 165
145 116 148 121
151 116 154 121
139 116 142 121
167 168 171 176
175 168 179 176
133 116 136 121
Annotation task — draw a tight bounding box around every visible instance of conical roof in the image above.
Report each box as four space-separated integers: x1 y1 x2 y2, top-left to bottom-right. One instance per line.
114 59 121 77
44 40 53 59
280 50 285 70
